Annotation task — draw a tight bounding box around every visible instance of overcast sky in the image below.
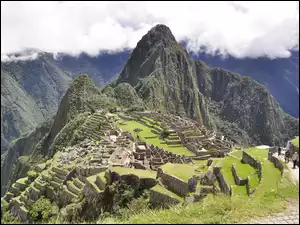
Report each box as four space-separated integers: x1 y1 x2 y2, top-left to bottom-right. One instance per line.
1 1 299 61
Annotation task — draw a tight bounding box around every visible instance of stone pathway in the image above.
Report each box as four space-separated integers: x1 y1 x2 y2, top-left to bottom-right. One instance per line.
274 151 299 184
250 200 299 224
249 150 299 224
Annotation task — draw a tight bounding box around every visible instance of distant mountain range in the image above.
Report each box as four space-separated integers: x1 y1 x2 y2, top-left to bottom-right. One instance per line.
1 31 298 152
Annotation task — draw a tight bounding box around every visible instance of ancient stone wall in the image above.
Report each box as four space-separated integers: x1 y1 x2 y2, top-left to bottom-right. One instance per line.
84 181 104 203
231 164 248 185
63 168 76 185
242 151 262 181
270 155 284 176
213 166 231 195
245 176 257 196
269 146 277 153
149 189 181 208
156 168 189 197
9 200 27 222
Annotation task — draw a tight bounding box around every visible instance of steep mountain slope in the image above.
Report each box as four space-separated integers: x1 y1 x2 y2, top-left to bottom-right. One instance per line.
1 74 144 196
192 50 299 118
116 25 213 128
1 52 128 153
1 120 52 196
1 57 72 153
116 24 299 146
194 61 298 145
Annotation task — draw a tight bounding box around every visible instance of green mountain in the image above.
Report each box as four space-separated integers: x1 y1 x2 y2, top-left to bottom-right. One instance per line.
116 24 299 146
116 25 213 129
1 55 72 153
1 52 127 153
1 24 299 224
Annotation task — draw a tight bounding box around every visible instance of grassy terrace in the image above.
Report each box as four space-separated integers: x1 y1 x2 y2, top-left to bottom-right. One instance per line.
116 119 194 156
292 136 299 148
220 150 260 195
160 163 203 182
101 147 298 224
87 174 103 193
151 184 183 202
110 167 156 179
16 177 28 185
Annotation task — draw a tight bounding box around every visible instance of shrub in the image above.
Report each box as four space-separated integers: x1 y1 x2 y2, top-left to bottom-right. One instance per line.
29 196 58 222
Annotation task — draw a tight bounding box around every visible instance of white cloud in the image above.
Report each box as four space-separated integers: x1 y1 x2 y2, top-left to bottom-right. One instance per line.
1 1 299 60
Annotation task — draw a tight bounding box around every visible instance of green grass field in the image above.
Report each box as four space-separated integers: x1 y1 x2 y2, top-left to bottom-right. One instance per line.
160 163 203 182
116 119 194 156
111 166 156 179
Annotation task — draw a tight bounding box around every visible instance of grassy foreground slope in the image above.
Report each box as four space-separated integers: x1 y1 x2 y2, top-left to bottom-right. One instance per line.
99 148 298 224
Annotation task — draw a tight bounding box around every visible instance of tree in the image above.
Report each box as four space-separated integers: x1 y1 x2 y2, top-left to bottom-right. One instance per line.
133 128 143 140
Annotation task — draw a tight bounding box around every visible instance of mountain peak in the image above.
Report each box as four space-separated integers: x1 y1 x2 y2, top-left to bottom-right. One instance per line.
136 24 177 49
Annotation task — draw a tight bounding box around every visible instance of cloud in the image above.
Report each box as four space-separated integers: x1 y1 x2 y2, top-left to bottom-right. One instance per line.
1 1 299 60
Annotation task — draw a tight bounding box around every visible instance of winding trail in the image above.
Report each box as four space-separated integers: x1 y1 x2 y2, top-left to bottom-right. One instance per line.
249 150 299 224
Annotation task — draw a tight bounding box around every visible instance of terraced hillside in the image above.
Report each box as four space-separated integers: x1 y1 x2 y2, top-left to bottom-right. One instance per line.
1 111 297 224
116 114 193 156
79 113 113 141
1 138 290 224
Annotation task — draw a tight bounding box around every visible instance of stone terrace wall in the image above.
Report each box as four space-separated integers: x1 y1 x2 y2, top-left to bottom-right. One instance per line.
63 168 76 185
270 155 284 176
213 166 231 195
157 168 189 197
242 151 262 181
231 164 248 185
149 189 181 208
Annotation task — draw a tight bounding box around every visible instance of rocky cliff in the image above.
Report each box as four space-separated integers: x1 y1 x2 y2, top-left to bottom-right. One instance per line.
116 25 213 129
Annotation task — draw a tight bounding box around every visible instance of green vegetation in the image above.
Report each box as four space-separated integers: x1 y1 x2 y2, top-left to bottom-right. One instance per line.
116 120 193 156
29 196 59 222
160 163 202 182
98 147 298 224
292 136 299 148
111 167 156 179
105 182 298 224
16 177 28 185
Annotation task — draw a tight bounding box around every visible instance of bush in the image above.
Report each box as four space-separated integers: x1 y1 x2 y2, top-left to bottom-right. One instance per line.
121 195 150 219
29 196 58 222
1 211 20 224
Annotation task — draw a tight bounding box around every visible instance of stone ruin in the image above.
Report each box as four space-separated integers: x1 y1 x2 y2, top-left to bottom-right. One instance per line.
130 111 233 158
130 142 193 171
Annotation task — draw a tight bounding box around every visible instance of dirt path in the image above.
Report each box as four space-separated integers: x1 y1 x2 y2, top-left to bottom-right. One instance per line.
275 151 299 184
249 200 299 224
